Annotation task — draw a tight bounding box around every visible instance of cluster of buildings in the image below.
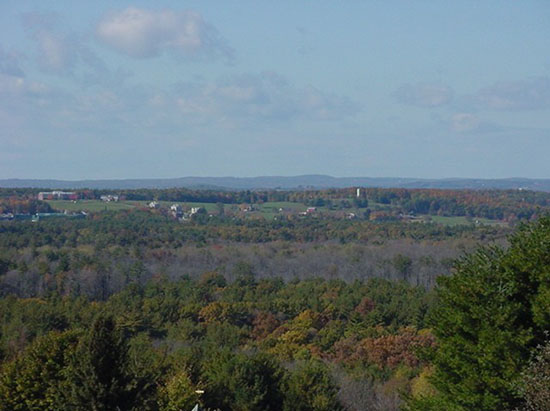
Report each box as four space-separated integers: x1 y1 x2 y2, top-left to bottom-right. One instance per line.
37 191 78 201
149 202 205 220
100 195 120 202
171 204 204 220
38 191 122 202
299 207 317 216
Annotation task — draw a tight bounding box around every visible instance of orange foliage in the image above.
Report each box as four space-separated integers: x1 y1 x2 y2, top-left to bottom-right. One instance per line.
251 311 280 340
354 297 376 315
331 328 435 370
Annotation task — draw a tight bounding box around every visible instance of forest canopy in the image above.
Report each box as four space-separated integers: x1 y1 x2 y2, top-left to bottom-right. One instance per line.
1 187 550 409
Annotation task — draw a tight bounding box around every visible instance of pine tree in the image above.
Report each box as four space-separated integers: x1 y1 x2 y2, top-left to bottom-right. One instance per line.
409 216 550 410
64 315 153 410
283 360 343 411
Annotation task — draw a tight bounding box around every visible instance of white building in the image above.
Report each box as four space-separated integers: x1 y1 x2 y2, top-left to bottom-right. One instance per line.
38 191 77 200
100 195 119 202
190 207 203 215
170 204 183 217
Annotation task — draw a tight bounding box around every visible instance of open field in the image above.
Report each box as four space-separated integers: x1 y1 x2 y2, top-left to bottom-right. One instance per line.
127 201 219 212
258 202 307 219
48 200 314 215
48 200 222 213
429 215 507 227
47 200 136 212
46 200 508 227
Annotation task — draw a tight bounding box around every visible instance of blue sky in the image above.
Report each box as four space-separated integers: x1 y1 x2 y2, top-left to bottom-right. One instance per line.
1 1 549 179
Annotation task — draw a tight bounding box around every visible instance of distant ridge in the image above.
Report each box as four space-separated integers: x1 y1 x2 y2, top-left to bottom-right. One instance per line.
1 175 550 191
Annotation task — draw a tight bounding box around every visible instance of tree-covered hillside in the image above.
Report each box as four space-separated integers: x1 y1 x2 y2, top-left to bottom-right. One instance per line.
2 188 550 409
0 276 433 410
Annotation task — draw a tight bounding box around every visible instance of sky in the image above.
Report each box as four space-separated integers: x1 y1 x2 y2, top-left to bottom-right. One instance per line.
1 1 550 179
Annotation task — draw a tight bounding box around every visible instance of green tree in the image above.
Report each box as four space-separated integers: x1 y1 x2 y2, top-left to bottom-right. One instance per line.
0 330 79 411
201 350 285 411
0 257 9 276
158 368 200 411
409 217 550 410
393 254 412 281
283 360 343 411
64 315 155 410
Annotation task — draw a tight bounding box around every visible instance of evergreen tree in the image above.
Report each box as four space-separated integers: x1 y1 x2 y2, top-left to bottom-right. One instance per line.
64 315 154 410
283 360 343 411
409 216 550 410
201 350 285 411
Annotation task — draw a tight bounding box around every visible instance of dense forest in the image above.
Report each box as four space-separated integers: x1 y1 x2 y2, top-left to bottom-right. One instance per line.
0 276 433 410
1 188 550 409
0 209 505 297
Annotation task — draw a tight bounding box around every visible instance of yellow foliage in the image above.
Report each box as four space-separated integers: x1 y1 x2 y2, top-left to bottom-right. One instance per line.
158 369 200 411
410 366 437 398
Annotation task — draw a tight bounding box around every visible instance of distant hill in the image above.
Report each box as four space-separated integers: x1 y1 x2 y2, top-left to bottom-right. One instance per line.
1 175 550 191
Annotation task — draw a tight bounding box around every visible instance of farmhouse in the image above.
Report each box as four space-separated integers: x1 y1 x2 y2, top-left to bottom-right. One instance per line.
100 195 119 202
190 207 203 215
170 204 183 218
239 204 253 212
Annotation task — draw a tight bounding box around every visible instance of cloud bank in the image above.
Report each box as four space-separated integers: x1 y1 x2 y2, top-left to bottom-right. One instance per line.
21 12 80 74
156 72 359 124
96 7 233 61
475 76 550 111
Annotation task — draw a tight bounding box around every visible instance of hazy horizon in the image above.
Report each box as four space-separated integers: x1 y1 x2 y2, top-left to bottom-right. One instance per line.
3 174 550 181
2 1 549 179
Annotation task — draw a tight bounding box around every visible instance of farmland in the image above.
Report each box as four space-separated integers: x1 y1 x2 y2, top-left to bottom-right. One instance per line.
45 199 508 227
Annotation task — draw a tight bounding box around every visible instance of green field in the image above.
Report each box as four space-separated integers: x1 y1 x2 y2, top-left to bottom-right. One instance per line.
256 202 305 219
46 200 507 226
127 201 219 212
47 200 135 212
47 200 221 213
429 215 507 227
50 200 305 218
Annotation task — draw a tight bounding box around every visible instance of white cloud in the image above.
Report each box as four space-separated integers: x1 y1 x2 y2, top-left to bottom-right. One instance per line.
36 31 77 72
96 7 233 60
20 12 132 87
0 72 49 97
476 76 550 111
163 72 359 123
393 83 453 108
0 67 358 157
21 12 78 74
